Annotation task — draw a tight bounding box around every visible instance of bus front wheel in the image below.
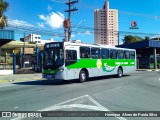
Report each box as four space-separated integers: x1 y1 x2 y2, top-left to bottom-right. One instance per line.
79 70 87 83
117 67 123 77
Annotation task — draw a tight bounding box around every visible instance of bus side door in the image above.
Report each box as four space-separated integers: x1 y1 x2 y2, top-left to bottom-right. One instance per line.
65 49 77 80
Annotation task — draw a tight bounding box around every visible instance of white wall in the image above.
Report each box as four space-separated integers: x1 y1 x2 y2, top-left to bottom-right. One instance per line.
0 70 13 75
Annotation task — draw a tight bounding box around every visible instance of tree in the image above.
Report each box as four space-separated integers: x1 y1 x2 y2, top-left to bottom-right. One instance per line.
123 35 140 44
144 36 150 41
0 0 8 29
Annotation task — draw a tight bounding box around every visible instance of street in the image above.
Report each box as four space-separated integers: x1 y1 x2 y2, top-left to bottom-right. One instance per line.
0 71 160 120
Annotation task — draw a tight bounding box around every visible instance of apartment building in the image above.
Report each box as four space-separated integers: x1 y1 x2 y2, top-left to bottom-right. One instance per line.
94 0 118 46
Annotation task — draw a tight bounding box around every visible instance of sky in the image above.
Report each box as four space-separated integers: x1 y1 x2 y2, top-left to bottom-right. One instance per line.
5 0 160 44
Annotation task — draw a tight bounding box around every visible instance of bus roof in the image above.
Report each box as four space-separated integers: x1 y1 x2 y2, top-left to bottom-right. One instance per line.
63 41 136 51
44 41 135 51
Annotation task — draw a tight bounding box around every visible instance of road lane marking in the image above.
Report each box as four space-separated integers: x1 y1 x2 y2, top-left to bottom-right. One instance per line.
40 94 89 111
39 104 107 111
11 94 127 120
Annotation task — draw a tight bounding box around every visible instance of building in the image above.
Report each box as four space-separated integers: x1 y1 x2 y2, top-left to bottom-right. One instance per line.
117 40 160 69
22 34 55 45
24 34 41 42
94 0 118 46
0 30 14 46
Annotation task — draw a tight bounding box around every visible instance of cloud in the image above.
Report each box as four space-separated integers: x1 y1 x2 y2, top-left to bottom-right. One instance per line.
71 34 75 38
37 22 45 28
39 15 46 20
84 30 92 35
51 0 65 4
8 19 34 27
39 12 65 29
78 30 92 35
47 5 52 11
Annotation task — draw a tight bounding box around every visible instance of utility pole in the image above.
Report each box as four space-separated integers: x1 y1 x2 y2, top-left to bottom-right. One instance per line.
64 0 78 41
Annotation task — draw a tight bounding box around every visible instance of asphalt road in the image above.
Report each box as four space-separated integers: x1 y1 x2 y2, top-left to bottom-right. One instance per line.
0 71 160 120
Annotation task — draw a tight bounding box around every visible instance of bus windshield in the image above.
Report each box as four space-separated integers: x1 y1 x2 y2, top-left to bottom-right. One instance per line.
43 49 64 66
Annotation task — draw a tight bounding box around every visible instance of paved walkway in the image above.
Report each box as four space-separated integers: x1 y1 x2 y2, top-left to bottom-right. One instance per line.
0 73 43 83
137 69 160 71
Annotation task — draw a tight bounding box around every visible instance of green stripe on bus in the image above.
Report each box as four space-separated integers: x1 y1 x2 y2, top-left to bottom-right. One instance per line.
67 59 135 69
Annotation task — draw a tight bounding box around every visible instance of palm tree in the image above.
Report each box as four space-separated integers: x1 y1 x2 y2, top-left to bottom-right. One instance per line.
0 0 8 29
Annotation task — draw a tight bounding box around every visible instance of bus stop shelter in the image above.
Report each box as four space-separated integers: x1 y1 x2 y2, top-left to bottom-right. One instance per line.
117 40 160 69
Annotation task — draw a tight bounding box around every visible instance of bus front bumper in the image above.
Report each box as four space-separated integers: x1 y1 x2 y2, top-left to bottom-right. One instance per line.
42 73 64 80
43 74 55 80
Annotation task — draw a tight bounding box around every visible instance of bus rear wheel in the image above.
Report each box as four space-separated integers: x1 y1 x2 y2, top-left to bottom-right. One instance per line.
117 67 123 77
79 70 87 83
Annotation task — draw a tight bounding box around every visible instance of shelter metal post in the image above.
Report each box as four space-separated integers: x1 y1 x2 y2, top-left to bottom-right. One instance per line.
153 48 157 69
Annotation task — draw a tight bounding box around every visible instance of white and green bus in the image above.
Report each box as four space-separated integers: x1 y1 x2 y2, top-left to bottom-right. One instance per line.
42 41 136 82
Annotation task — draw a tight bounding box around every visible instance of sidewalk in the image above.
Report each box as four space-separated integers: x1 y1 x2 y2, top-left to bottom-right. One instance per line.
137 69 160 71
0 73 43 83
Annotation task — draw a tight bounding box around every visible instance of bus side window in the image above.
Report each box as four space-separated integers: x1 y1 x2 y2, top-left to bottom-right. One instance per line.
80 47 90 58
130 51 135 59
117 50 124 59
101 49 109 59
65 50 77 66
66 50 77 61
124 51 130 59
91 48 100 59
110 49 116 59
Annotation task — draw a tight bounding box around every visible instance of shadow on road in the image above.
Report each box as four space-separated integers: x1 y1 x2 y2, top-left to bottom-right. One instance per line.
13 75 130 86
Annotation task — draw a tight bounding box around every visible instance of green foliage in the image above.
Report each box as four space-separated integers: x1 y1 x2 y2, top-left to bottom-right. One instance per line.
144 36 150 41
0 0 8 29
0 0 8 13
123 35 143 44
29 42 36 44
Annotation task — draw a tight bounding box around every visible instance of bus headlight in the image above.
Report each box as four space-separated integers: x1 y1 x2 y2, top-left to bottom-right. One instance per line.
59 67 64 72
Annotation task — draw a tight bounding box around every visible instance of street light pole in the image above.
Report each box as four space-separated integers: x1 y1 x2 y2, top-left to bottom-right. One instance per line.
73 20 85 32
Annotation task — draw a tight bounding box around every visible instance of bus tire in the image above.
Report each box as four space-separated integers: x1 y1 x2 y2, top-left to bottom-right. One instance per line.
79 70 87 83
117 67 123 78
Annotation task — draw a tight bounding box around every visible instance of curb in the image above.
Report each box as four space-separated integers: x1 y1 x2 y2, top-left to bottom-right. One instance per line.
0 78 44 84
137 69 160 72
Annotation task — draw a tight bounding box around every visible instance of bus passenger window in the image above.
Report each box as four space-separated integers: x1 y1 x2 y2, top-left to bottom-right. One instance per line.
101 49 109 59
80 47 90 58
117 50 124 59
109 49 117 59
65 50 77 66
91 48 100 59
130 51 135 59
124 51 130 59
66 50 77 61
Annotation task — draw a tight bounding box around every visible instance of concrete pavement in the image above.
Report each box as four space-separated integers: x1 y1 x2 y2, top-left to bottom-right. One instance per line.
0 71 160 120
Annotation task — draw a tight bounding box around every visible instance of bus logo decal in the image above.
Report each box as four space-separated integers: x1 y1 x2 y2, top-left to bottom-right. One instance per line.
96 59 102 69
102 63 120 72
